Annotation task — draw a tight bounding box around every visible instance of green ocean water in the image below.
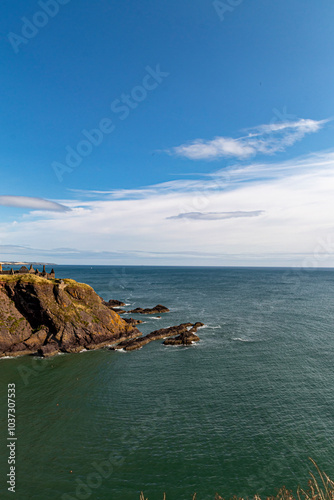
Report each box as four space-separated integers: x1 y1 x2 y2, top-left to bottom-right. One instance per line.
1 266 334 500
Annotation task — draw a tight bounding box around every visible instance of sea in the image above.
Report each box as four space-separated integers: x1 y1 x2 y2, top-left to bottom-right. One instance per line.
1 265 334 500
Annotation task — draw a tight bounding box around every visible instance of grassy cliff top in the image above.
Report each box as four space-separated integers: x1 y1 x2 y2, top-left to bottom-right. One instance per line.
0 274 92 289
0 274 56 284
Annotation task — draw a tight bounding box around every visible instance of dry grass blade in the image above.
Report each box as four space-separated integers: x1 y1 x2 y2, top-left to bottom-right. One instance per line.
309 457 331 500
139 460 333 500
298 486 311 500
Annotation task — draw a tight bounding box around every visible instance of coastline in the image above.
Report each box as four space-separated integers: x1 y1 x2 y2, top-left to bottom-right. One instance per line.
0 272 202 358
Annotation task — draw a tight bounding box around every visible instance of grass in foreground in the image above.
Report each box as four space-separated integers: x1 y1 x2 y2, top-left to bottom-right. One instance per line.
139 459 334 500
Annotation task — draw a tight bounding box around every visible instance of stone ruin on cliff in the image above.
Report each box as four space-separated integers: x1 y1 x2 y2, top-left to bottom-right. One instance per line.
0 263 55 280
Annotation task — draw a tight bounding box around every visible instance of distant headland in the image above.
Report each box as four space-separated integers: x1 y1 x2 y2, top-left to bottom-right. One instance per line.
0 262 55 266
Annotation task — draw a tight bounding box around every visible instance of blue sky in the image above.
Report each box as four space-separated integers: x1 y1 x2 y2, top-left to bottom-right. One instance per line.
1 0 334 265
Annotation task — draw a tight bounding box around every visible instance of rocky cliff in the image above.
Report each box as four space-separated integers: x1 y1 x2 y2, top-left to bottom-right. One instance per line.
0 275 140 357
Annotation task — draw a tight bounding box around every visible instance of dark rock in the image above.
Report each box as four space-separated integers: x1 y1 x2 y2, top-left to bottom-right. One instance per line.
103 299 126 308
112 322 202 351
192 322 205 330
163 321 204 346
127 304 170 315
123 318 144 326
37 343 59 358
163 332 200 346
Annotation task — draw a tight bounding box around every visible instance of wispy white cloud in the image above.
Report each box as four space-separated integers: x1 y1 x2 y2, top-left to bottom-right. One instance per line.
167 211 264 220
0 244 233 260
169 118 328 160
0 196 70 212
1 149 334 266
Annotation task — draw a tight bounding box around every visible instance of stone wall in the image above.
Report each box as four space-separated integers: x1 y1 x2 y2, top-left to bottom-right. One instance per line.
0 264 55 279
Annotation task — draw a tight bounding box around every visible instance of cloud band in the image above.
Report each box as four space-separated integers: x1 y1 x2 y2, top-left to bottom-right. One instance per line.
0 196 70 212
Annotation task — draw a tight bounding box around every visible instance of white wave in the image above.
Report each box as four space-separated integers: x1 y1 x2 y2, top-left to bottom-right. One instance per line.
148 316 162 320
232 337 254 343
163 343 192 348
1 350 41 359
203 324 221 329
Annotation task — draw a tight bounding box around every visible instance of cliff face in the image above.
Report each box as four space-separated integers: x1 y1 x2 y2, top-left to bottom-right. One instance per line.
0 275 140 357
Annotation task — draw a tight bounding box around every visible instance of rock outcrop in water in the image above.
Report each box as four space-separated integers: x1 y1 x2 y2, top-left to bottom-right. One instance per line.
102 301 169 316
0 275 140 358
163 322 203 345
103 299 126 308
127 304 170 315
102 299 127 314
112 322 204 351
123 318 144 326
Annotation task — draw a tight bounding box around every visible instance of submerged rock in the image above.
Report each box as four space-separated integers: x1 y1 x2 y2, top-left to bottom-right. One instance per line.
0 275 140 358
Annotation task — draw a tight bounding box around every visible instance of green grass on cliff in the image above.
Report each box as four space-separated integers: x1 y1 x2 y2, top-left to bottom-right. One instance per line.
0 274 92 290
0 274 58 284
139 460 334 500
